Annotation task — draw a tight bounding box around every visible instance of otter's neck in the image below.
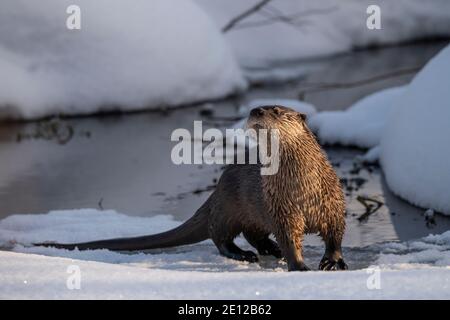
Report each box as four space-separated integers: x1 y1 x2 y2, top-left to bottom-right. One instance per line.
261 130 330 209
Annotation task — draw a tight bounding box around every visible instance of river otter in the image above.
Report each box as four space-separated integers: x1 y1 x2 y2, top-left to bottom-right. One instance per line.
36 106 347 271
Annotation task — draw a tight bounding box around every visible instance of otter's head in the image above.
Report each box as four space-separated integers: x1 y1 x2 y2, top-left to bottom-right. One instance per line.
246 105 307 136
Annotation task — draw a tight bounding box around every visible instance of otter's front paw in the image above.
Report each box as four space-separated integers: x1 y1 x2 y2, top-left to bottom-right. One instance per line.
319 257 348 271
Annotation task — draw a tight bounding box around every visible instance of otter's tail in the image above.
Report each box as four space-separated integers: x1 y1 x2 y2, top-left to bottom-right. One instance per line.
34 201 210 251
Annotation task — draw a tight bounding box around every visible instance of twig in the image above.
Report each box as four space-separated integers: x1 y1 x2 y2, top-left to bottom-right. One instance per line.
299 66 421 99
222 0 272 33
234 5 337 30
98 198 104 210
356 195 383 222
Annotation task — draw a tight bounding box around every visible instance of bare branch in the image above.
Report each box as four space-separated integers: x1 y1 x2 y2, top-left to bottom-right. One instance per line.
298 66 421 99
229 5 337 31
356 195 383 222
222 0 272 33
263 4 338 25
222 1 337 33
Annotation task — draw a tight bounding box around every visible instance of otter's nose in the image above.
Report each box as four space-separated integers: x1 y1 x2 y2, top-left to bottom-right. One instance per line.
250 107 265 117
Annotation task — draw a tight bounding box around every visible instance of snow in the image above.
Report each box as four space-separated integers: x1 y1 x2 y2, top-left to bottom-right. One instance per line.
0 0 246 120
358 146 381 163
233 98 316 128
380 45 450 216
307 86 407 148
0 209 180 246
196 0 450 73
378 231 450 267
424 209 435 220
2 250 450 299
1 209 450 299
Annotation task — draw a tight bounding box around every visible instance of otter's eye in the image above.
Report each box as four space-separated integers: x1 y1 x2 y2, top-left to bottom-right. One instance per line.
273 107 282 115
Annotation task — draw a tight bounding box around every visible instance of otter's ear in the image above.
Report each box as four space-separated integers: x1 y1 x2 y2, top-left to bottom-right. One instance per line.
297 113 307 121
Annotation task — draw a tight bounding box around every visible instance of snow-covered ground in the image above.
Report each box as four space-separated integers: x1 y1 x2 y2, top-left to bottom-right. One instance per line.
0 0 245 120
0 209 449 299
307 44 450 216
2 250 450 299
197 0 450 72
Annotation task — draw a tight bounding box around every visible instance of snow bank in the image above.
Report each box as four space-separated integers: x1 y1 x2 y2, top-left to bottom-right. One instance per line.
197 0 450 70
0 0 246 120
233 98 316 128
1 209 450 299
380 45 450 216
307 86 406 148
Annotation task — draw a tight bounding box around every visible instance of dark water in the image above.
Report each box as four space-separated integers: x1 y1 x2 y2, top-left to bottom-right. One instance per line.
0 41 449 250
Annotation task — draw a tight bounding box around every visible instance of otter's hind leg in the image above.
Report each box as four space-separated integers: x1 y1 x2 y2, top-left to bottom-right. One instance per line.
209 217 258 263
208 190 258 263
217 241 258 263
243 230 282 258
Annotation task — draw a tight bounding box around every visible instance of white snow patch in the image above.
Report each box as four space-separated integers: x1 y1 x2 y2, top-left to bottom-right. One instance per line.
358 146 381 163
380 44 450 216
307 86 407 148
0 209 179 245
424 209 435 220
0 0 246 120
